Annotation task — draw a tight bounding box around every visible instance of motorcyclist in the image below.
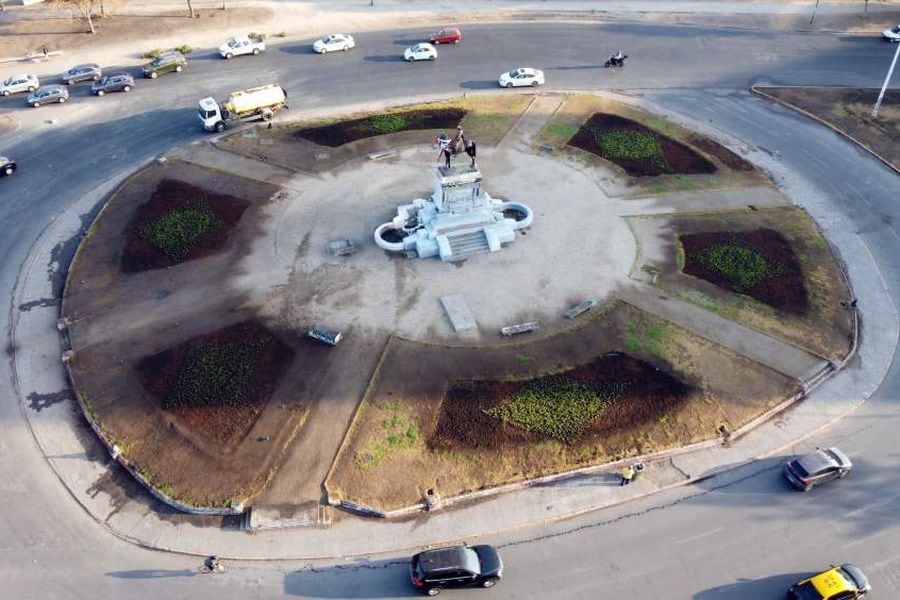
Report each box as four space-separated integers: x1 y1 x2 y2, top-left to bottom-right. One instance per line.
610 50 626 66
204 555 221 572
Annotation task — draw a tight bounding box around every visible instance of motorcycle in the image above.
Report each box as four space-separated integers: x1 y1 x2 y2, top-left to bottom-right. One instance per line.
604 54 628 68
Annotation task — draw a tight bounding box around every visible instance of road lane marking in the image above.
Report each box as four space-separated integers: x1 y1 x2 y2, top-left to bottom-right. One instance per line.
842 529 889 549
675 527 724 544
842 493 900 518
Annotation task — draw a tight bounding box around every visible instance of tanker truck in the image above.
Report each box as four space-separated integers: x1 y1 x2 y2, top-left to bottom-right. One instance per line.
197 84 287 132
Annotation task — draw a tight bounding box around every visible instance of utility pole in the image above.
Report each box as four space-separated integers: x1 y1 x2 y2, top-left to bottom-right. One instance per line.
873 41 900 118
810 0 821 25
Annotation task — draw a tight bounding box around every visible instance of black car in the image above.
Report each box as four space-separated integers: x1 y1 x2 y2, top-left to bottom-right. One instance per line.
61 63 102 85
410 544 503 596
0 156 16 176
92 73 134 96
783 447 852 491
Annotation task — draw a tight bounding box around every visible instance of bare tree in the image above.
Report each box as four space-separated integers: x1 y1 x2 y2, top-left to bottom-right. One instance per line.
187 0 195 18
54 0 97 34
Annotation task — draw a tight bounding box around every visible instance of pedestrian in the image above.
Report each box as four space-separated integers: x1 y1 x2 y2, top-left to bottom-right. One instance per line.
620 465 635 486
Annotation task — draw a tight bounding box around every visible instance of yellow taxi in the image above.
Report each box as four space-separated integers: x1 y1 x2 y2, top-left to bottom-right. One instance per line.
787 564 871 600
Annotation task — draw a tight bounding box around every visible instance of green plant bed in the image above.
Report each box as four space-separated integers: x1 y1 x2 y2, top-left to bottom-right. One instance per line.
138 198 221 260
293 108 467 147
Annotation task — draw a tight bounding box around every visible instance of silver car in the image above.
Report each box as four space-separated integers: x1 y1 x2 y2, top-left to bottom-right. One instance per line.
783 447 852 491
27 84 69 108
61 63 102 85
0 73 40 97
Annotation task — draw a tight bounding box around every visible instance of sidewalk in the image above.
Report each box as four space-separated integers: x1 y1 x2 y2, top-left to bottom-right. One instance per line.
6 2 900 562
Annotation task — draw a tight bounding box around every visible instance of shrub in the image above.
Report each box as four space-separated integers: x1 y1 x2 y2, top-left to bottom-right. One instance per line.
248 32 268 41
595 128 666 168
164 339 268 409
142 48 164 59
485 377 624 442
175 44 194 55
367 114 407 134
137 196 221 259
696 243 768 292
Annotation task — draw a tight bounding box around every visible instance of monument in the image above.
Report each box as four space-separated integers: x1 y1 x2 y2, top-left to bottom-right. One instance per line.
374 164 533 261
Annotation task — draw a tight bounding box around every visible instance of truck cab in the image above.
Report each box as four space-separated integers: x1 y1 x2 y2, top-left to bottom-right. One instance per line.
198 97 225 132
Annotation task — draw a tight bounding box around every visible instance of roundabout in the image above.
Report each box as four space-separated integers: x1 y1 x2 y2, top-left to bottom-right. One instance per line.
2 4 900 598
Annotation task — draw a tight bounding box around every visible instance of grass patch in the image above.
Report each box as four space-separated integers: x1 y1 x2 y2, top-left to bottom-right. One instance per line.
137 195 221 260
355 401 420 469
542 122 580 144
164 339 268 409
624 321 671 357
485 378 624 443
365 114 407 135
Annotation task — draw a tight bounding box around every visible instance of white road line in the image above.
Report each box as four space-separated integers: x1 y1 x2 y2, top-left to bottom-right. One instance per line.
842 529 889 549
842 493 900 518
675 527 724 545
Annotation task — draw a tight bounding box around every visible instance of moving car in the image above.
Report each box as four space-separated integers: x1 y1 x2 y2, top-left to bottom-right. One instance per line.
92 73 134 96
787 564 870 600
430 27 461 44
0 73 39 96
498 67 544 88
61 63 102 85
142 51 186 79
27 84 69 107
783 447 852 491
0 156 16 176
883 24 900 42
404 43 437 62
219 35 266 59
313 33 355 54
410 544 503 596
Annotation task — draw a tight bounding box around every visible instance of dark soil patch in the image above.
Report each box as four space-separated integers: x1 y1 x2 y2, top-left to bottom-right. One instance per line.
680 229 809 315
121 179 250 273
688 134 755 171
136 320 294 447
429 353 691 449
294 109 467 147
568 113 716 176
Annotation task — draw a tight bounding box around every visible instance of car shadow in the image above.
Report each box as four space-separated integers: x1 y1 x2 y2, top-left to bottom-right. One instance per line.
279 44 318 55
283 558 419 598
187 52 226 61
547 64 607 71
392 38 425 47
693 572 810 599
106 569 198 579
460 80 498 90
364 54 406 63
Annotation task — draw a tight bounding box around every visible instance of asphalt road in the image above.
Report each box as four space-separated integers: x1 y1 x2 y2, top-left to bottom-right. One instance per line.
1 21 899 599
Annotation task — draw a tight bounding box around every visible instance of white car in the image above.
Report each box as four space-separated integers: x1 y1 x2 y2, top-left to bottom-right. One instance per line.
313 33 355 54
219 35 266 59
0 73 39 96
883 24 900 42
403 43 437 62
498 67 545 89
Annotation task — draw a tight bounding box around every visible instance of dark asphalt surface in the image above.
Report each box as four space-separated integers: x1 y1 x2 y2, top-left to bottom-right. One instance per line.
1 21 898 599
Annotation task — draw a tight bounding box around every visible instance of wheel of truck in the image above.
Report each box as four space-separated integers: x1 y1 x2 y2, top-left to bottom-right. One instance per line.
225 52 233 60
175 65 183 72
150 71 158 79
261 109 273 121
252 48 260 55
215 121 226 133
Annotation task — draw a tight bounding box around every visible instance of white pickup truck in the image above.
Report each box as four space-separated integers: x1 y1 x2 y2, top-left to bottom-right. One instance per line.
219 35 266 59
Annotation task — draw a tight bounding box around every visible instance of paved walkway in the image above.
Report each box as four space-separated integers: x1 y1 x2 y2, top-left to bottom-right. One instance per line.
615 185 791 217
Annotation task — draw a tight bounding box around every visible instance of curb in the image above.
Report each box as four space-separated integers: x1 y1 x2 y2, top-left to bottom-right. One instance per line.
750 86 900 176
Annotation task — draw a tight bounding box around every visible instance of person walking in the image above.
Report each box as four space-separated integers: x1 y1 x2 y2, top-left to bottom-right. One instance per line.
620 465 635 486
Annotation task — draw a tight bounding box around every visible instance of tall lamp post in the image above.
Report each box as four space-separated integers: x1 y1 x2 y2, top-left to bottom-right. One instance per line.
872 41 900 118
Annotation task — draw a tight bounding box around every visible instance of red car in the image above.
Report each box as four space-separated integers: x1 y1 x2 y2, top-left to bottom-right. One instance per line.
430 27 461 45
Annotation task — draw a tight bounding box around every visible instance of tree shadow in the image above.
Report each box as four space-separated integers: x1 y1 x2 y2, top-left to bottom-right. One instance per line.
531 472 622 488
283 558 418 598
693 572 809 599
106 569 198 579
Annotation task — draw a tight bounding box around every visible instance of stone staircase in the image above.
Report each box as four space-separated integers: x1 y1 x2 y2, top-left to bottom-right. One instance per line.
447 230 490 260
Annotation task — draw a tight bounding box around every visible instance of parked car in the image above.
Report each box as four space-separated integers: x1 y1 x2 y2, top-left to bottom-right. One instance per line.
498 67 544 88
27 84 69 107
142 52 186 79
787 564 870 600
410 544 503 596
219 35 266 59
883 24 900 42
404 43 437 62
0 156 16 176
313 33 355 54
92 73 134 96
783 447 852 491
1 73 39 97
61 63 102 85
430 27 461 45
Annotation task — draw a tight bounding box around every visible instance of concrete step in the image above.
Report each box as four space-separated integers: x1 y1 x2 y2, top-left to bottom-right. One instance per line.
448 231 490 259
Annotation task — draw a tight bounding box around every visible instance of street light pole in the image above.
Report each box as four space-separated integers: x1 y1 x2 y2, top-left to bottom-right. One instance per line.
872 40 900 118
